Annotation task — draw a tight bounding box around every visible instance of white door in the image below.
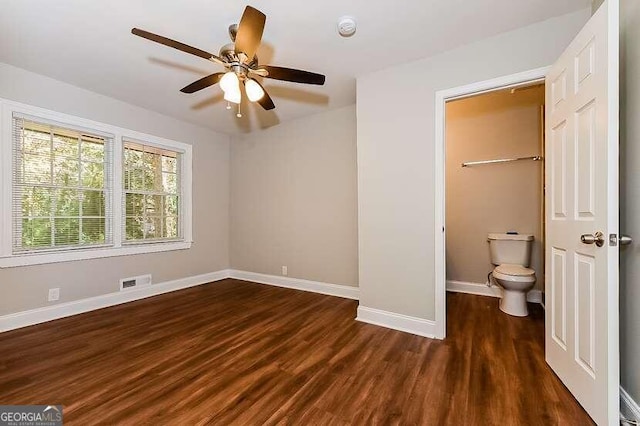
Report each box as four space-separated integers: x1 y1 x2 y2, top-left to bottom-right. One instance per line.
545 0 619 424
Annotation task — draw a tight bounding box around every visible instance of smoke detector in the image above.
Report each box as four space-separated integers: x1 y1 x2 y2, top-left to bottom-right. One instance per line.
337 16 357 37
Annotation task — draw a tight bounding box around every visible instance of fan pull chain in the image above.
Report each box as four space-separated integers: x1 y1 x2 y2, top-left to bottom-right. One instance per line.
236 103 242 118
226 102 231 110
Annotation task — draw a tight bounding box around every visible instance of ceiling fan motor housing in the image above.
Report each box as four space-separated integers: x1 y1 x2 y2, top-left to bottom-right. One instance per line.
219 43 259 71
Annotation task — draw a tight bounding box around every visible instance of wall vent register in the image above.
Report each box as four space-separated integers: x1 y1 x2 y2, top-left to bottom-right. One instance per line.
119 274 152 291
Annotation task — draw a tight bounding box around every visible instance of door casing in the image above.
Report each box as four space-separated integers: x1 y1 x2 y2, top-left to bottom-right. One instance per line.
433 66 549 339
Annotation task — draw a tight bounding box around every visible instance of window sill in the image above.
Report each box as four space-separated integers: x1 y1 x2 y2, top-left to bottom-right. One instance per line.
0 241 192 268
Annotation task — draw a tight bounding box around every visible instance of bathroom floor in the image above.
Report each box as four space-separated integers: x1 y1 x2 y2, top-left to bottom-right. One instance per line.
0 280 593 425
444 291 592 424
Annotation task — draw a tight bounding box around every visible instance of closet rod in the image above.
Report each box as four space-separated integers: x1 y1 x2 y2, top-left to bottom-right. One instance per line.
461 155 542 168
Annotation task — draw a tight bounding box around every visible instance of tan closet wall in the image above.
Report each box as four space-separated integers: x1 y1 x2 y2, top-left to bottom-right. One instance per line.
445 86 545 290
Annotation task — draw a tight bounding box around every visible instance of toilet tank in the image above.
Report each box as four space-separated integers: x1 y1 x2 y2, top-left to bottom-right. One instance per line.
488 233 534 266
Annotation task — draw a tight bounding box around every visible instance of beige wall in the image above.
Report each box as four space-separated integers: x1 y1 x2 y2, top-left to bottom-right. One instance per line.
620 0 640 410
445 87 544 290
0 62 230 316
356 9 590 320
230 105 358 287
592 0 605 14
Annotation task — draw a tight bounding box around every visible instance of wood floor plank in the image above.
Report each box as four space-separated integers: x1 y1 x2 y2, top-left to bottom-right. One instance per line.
0 279 593 425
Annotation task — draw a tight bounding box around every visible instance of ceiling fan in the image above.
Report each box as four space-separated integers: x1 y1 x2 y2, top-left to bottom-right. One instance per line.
132 5 326 117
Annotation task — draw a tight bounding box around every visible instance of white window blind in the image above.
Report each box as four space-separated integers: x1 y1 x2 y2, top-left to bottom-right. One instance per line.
123 140 182 243
12 115 113 253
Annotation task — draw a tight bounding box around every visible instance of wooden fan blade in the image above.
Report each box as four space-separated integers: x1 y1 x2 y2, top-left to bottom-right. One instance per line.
234 6 266 60
132 28 223 63
252 80 275 110
262 66 325 85
180 73 225 93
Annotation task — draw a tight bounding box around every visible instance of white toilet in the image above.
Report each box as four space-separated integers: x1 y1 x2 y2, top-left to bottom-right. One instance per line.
488 233 536 317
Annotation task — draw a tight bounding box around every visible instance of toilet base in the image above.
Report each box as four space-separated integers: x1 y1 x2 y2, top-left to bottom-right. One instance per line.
499 289 529 317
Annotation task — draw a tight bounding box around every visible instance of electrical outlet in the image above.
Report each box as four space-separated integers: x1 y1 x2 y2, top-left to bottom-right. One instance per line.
48 288 60 302
281 266 288 276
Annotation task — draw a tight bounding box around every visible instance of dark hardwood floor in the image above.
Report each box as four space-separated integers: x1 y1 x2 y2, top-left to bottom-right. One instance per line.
0 279 593 425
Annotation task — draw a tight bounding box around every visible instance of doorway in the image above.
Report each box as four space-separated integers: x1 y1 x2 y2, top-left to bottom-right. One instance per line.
444 83 545 313
433 67 550 339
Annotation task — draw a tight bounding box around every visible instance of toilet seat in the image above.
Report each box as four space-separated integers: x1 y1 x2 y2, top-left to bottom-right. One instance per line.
493 264 535 283
494 264 535 277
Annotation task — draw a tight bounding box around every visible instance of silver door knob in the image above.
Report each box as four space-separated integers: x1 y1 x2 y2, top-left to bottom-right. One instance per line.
620 235 633 246
581 231 605 247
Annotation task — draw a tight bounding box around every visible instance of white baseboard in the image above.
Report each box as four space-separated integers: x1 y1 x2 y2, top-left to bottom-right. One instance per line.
447 280 502 298
228 270 359 300
356 305 439 339
0 269 232 332
527 290 543 304
621 386 640 422
0 269 358 333
446 280 543 304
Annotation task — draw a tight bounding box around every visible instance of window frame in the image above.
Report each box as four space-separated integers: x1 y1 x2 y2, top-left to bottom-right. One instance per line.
122 138 184 245
12 116 114 253
0 99 193 268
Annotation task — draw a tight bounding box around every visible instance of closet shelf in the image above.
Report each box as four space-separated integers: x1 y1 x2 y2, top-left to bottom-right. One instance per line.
461 155 543 168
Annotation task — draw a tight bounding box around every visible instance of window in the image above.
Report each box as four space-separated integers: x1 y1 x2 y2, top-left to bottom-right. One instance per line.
123 140 181 242
0 100 192 267
12 117 112 253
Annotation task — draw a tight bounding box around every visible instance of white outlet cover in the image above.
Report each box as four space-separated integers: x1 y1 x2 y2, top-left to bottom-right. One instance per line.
48 288 60 302
282 266 288 276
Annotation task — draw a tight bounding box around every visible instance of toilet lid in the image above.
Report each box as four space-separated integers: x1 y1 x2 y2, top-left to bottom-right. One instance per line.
495 264 535 277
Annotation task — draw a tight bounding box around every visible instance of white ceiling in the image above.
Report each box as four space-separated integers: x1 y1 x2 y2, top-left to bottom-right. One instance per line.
0 0 590 135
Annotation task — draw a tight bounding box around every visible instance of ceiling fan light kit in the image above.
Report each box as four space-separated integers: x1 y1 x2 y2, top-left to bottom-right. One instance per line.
244 79 265 102
223 85 241 104
132 5 326 118
219 71 239 94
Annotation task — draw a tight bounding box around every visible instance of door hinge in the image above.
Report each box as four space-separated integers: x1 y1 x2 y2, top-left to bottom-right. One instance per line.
609 234 617 247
